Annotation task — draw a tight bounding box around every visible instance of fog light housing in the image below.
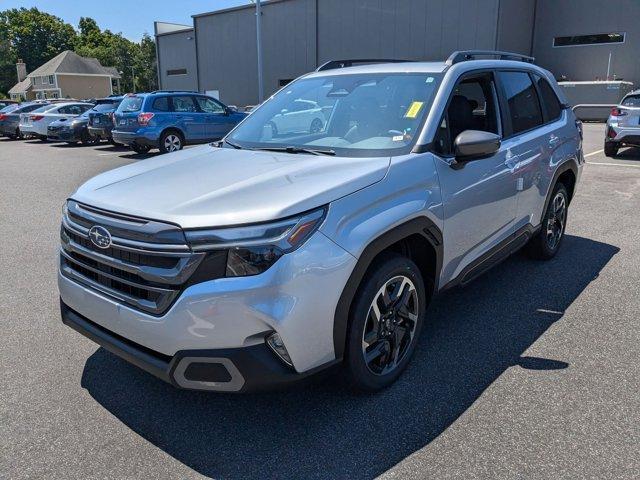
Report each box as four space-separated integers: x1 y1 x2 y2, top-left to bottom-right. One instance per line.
266 332 293 367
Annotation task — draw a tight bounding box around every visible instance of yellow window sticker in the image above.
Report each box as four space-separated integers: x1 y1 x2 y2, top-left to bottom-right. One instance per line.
404 101 424 119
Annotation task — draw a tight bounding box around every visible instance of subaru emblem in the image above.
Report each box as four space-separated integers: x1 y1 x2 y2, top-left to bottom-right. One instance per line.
88 225 112 249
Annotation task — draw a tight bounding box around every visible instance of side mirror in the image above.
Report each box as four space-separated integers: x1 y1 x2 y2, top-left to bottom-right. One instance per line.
454 130 501 160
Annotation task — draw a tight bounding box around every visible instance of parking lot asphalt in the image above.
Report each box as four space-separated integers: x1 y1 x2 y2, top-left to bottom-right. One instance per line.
1 124 639 479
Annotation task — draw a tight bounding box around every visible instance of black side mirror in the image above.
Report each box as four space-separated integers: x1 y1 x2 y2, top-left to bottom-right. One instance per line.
454 130 501 160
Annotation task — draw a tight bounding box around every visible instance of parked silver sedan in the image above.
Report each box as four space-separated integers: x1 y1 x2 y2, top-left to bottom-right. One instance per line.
605 90 640 157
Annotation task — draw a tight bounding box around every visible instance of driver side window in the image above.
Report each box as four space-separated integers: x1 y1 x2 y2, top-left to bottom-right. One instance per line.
434 72 500 155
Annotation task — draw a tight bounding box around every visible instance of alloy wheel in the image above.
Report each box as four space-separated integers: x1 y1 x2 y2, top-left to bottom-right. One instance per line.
546 191 566 250
164 134 181 152
361 275 419 375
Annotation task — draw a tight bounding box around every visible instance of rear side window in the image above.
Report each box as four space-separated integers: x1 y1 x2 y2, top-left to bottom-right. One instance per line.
119 96 143 112
534 74 562 121
152 97 170 111
622 95 640 107
172 96 197 112
498 71 543 135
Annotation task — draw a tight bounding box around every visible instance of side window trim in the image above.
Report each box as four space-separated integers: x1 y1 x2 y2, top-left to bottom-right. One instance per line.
528 72 549 123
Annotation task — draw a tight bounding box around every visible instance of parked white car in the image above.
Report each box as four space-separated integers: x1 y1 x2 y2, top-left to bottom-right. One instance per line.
269 99 326 136
19 102 94 140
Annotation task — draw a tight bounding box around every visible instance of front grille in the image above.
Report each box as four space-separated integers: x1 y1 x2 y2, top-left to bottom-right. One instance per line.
60 200 212 315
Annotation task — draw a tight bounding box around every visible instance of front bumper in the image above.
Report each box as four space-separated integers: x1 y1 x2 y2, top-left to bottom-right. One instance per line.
48 127 82 142
61 300 337 392
59 230 357 390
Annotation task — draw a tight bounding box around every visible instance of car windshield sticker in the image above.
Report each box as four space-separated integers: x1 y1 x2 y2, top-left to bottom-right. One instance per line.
404 101 424 119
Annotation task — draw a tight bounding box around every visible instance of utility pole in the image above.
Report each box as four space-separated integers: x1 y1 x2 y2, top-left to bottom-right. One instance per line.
606 51 612 81
255 0 264 103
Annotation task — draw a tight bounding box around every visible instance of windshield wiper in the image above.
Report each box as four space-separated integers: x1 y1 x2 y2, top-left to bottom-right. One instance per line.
212 138 244 149
254 146 336 156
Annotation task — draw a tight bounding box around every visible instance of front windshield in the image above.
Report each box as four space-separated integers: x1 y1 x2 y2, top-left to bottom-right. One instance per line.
227 72 442 157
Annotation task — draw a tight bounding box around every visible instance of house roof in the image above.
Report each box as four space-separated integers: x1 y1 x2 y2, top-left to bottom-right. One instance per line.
27 51 121 79
8 78 32 94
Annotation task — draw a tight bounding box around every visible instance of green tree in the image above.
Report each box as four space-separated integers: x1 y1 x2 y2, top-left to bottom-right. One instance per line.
0 8 77 76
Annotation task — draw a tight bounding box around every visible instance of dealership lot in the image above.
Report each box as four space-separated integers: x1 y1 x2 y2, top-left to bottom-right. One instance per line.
1 124 638 479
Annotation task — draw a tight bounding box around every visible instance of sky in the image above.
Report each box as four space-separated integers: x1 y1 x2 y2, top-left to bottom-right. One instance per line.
3 0 250 41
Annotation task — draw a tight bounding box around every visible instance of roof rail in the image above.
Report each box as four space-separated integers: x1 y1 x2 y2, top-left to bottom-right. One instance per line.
446 50 535 66
316 59 411 72
149 90 199 94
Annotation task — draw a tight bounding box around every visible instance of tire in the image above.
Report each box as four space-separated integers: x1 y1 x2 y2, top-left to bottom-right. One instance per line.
526 182 569 260
15 128 23 140
158 130 183 154
109 137 121 146
80 130 94 145
345 252 426 392
309 118 323 134
131 143 151 154
604 142 618 158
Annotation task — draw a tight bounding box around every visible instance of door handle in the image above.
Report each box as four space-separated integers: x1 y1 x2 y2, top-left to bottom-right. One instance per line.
548 134 560 146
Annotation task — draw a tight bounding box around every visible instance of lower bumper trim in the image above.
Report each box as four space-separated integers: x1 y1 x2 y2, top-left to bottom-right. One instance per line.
60 300 338 392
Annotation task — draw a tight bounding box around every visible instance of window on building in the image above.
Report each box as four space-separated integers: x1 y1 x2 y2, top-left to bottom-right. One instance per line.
167 68 187 76
498 71 543 135
553 32 625 47
49 75 55 85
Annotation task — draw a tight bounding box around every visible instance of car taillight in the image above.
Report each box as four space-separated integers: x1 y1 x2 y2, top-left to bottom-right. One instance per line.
0 114 6 121
30 115 44 121
138 112 154 126
610 107 627 117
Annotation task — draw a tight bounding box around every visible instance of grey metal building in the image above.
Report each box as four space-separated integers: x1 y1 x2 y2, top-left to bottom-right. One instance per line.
155 0 639 107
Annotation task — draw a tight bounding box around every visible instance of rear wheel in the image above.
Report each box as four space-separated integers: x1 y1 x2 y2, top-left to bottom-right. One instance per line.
604 142 619 157
309 118 323 133
526 182 568 260
345 253 426 391
131 143 151 154
159 130 183 154
109 137 121 146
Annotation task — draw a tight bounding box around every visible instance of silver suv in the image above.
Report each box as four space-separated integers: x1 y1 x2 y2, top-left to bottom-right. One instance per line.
59 51 583 392
605 89 640 157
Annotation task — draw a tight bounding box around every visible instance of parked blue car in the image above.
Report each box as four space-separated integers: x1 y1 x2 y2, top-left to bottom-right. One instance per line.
111 91 247 154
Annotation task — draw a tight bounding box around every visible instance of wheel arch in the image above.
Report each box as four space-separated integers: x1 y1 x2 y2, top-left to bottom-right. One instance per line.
332 216 443 361
541 159 578 223
160 126 185 143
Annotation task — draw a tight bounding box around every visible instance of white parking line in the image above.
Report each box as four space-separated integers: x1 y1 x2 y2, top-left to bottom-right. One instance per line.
584 149 603 158
587 161 640 168
97 152 125 156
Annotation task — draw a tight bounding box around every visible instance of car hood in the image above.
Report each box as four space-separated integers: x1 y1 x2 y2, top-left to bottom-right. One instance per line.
71 144 390 228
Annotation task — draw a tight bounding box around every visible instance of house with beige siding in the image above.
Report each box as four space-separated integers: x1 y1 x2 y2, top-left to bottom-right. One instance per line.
9 51 120 101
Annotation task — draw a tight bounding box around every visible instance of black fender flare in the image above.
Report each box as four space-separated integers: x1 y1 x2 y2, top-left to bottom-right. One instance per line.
332 216 443 360
541 159 578 223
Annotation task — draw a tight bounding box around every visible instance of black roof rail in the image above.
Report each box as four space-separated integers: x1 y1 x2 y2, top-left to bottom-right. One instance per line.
316 59 411 72
446 50 535 66
149 90 199 94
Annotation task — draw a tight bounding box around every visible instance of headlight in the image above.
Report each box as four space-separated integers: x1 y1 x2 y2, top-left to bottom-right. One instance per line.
184 207 326 276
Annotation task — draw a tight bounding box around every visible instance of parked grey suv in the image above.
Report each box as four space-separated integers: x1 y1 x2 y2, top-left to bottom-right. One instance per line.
59 51 583 392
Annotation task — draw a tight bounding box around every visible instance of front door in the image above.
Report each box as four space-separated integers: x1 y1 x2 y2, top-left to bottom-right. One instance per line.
432 71 518 285
194 96 233 140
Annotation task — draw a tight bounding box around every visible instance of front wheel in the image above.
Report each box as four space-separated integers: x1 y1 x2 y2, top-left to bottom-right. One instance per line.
345 253 426 391
526 183 568 260
159 131 183 154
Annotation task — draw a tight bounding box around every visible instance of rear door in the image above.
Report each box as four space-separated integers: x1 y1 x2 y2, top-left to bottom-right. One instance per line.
619 94 640 127
194 96 233 140
170 95 201 141
496 70 568 231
